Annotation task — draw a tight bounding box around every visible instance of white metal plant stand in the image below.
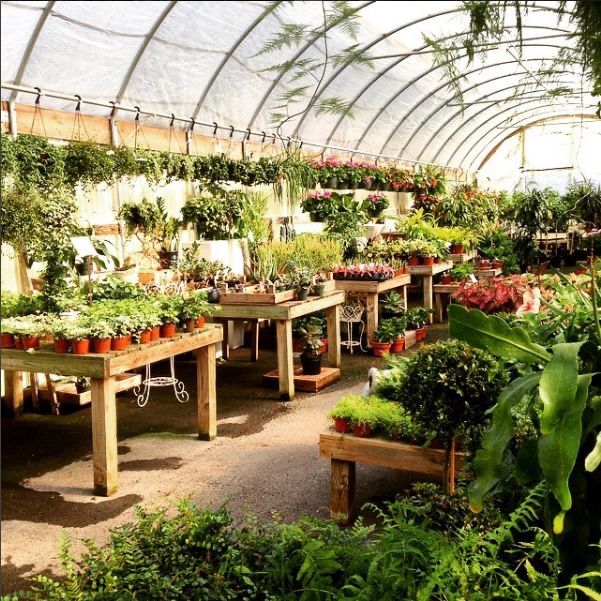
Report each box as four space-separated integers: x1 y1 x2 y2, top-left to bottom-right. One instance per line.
340 304 366 354
134 356 190 407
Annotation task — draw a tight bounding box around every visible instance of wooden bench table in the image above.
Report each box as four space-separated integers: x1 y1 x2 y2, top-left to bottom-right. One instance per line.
215 292 344 401
333 274 410 345
433 283 460 322
319 431 463 524
1 325 223 496
408 261 453 323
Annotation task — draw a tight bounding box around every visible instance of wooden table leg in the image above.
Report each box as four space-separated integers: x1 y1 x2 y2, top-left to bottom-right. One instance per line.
276 320 294 401
222 320 230 360
3 370 24 417
365 293 377 347
423 275 434 324
435 293 443 323
326 304 341 367
198 343 217 440
250 320 259 362
403 284 408 310
331 459 356 524
91 377 118 496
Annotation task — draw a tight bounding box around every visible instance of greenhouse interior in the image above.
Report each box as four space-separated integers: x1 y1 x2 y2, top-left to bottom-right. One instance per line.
1 0 601 598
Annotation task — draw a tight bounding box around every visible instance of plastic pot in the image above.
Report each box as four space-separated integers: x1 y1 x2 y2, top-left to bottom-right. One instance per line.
196 316 206 329
150 326 160 341
184 319 196 333
391 336 405 353
333 417 351 433
353 423 372 438
408 256 420 266
451 244 465 254
296 287 309 301
91 337 111 353
313 284 326 297
1 333 15 349
160 323 177 338
300 351 322 375
371 341 391 357
325 176 337 189
415 326 427 342
139 329 152 344
422 256 434 266
367 209 383 220
441 275 453 285
15 337 24 350
71 339 90 355
111 335 131 351
336 178 348 190
53 339 70 353
21 336 40 350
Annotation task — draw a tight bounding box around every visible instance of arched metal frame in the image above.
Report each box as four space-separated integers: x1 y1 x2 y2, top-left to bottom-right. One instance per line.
8 0 56 102
468 110 595 172
410 68 579 162
473 112 597 172
246 0 376 130
453 101 589 169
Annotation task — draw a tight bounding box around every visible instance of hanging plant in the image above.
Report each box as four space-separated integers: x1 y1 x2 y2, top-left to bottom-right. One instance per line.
0 134 19 180
10 134 66 190
134 149 163 185
64 141 116 187
113 146 139 181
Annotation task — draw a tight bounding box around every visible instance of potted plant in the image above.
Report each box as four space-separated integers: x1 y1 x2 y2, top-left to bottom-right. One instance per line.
110 315 135 350
449 263 474 283
380 291 406 318
371 320 397 356
51 320 71 353
292 267 314 301
327 395 359 433
388 316 407 353
406 307 432 342
66 324 91 355
12 316 48 350
155 198 182 270
312 274 327 297
181 291 220 332
299 324 324 375
89 321 114 353
363 193 389 220
301 191 336 222
350 401 375 438
0 319 17 349
159 295 184 337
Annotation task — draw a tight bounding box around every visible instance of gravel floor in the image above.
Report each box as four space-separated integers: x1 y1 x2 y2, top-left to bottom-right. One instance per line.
1 322 448 594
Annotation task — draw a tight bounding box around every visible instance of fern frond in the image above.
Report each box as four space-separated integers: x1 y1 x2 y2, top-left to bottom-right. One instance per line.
315 97 355 117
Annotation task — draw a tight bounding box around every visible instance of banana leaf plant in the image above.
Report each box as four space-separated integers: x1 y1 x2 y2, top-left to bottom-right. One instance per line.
447 263 600 542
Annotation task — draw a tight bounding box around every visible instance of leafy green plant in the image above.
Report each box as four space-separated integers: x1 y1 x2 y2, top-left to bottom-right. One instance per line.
372 320 398 343
450 262 474 280
379 291 406 318
181 189 244 240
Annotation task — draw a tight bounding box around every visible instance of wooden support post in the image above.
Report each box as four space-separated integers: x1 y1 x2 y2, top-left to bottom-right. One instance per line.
198 343 217 441
91 377 118 496
449 438 456 496
276 320 294 401
221 320 229 360
44 373 60 415
423 275 434 324
330 459 356 524
3 370 24 417
250 320 259 362
435 293 443 324
326 304 341 368
365 293 377 347
403 283 408 310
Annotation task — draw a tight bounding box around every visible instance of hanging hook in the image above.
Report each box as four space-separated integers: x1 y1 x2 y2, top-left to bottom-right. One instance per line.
74 94 82 112
109 100 118 119
134 106 141 121
271 133 277 145
34 87 42 105
189 117 196 132
170 113 175 128
212 122 218 137
245 128 251 141
299 141 304 149
261 131 266 144
286 136 292 149
229 125 235 138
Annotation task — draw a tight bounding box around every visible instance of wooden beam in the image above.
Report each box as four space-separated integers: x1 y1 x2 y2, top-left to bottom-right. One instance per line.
276 320 294 401
197 343 217 441
330 459 356 524
326 304 341 368
91 377 118 496
2 370 24 417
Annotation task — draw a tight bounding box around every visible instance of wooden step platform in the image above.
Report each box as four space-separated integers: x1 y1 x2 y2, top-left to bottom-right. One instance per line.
263 366 340 392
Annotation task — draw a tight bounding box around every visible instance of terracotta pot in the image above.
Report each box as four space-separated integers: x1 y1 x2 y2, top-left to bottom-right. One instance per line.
71 339 90 355
492 261 504 269
91 337 111 353
1 333 15 349
408 256 420 266
292 338 304 353
53 339 70 353
422 256 434 266
320 338 328 353
111 335 131 351
479 260 490 269
371 340 392 357
160 322 177 338
334 417 351 433
434 256 442 263
184 319 196 333
353 423 372 438
139 329 152 344
575 267 587 275
21 336 40 350
150 326 160 341
196 316 206 329
441 275 453 285
391 336 405 353
415 326 427 342
15 337 24 350
451 244 465 254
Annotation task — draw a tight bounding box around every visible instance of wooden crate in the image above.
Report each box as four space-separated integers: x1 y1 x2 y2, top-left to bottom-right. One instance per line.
220 283 297 305
263 366 340 392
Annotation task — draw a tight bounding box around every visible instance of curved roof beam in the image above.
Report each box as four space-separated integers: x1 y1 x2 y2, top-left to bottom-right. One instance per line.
115 1 178 107
473 112 596 173
8 0 56 102
452 101 588 168
428 71 584 164
408 67 578 162
375 41 571 155
291 5 462 137
246 0 375 130
190 1 285 122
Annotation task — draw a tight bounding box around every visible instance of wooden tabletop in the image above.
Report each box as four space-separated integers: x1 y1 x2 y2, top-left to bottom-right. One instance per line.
333 273 411 294
1 325 223 379
408 261 453 276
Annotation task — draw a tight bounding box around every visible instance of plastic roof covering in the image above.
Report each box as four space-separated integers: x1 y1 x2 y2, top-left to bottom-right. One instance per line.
1 0 597 170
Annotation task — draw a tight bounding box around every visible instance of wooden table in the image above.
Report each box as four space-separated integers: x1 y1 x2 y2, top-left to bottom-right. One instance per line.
1 326 223 496
433 283 460 322
215 292 344 401
447 249 478 263
474 267 502 278
334 274 411 345
319 431 463 524
407 261 453 323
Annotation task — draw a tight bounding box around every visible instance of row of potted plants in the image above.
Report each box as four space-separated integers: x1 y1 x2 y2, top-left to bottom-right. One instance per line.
371 309 432 356
440 263 475 284
0 292 219 353
331 263 399 281
301 190 391 222
328 395 434 440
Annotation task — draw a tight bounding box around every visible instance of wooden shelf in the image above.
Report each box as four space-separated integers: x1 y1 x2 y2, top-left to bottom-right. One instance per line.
263 366 340 392
408 261 453 276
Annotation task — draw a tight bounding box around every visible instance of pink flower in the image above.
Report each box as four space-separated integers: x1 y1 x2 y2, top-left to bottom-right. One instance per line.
516 287 541 315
